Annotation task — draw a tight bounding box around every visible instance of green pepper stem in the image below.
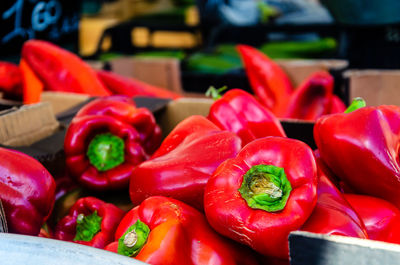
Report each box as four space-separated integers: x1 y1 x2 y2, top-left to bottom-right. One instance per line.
87 133 125 171
238 164 292 212
205 86 228 100
74 211 102 242
344 97 366 113
118 220 150 257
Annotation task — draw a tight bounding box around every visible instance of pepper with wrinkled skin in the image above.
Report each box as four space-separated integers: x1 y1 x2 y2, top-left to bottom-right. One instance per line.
204 137 317 258
284 71 346 121
21 40 111 97
129 115 242 210
54 196 124 249
207 88 286 146
97 70 181 100
105 196 259 265
237 44 293 116
300 170 368 239
314 101 400 208
344 194 400 244
0 147 56 235
65 96 161 190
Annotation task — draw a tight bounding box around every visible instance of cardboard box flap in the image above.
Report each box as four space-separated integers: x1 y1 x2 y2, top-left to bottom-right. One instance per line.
157 97 213 137
0 102 59 147
41 91 91 116
290 231 400 265
344 70 400 106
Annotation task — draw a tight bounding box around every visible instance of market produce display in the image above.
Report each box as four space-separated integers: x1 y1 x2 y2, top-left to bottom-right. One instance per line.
2 38 400 265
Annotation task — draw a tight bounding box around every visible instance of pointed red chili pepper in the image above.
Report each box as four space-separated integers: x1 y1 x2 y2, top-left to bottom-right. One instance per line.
237 44 293 116
21 40 111 96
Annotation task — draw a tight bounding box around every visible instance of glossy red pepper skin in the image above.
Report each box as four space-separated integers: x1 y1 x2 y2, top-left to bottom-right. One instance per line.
204 137 317 258
54 196 124 249
208 88 286 146
75 96 162 155
21 40 111 96
64 96 160 191
105 196 259 265
97 70 181 100
237 44 293 116
344 194 400 244
0 147 56 235
314 105 400 208
300 171 368 239
0 62 23 99
129 115 242 210
284 71 346 121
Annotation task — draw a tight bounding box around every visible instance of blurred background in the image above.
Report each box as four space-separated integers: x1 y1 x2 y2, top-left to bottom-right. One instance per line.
1 0 400 68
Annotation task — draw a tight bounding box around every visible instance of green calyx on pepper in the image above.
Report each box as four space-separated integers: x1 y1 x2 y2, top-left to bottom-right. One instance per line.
205 86 228 100
74 210 102 242
344 97 366 113
87 133 125 171
239 165 292 212
118 220 150 257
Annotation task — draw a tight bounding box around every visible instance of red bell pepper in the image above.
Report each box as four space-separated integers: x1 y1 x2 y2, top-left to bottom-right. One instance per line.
300 169 368 239
97 70 182 100
75 95 162 155
129 115 242 210
344 194 400 244
105 196 259 265
54 196 124 249
64 96 160 190
204 137 317 258
21 40 111 97
314 99 400 208
0 62 23 100
284 71 346 121
0 147 55 235
207 87 286 146
237 44 293 116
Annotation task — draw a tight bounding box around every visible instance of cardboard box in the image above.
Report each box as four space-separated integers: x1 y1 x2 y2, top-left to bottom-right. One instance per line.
344 70 400 106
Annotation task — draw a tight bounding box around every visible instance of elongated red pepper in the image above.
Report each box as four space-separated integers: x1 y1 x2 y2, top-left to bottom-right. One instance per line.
21 40 111 96
284 71 346 121
344 194 400 244
64 96 161 190
314 99 400 208
207 87 286 146
97 70 181 100
105 196 259 265
54 196 124 249
237 44 293 116
129 115 242 210
0 62 23 100
300 171 368 239
204 137 317 258
0 147 55 235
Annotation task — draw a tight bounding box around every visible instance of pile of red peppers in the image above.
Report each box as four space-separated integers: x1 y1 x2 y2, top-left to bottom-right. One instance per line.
2 40 400 265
